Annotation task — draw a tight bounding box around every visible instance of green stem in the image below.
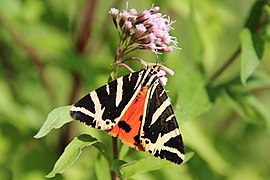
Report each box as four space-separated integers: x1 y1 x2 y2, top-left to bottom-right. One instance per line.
111 54 120 180
209 0 269 83
209 47 241 83
111 137 119 180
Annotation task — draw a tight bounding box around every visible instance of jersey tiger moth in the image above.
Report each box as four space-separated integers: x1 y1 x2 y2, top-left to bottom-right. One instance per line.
70 64 185 164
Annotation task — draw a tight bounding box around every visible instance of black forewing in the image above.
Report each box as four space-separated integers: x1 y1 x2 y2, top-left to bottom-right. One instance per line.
70 69 146 130
141 81 185 164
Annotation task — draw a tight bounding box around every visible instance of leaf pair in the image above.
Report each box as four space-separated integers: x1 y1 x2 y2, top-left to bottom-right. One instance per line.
34 106 193 178
46 132 193 178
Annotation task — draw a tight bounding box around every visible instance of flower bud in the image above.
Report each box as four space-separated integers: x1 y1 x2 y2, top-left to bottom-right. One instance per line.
109 8 119 28
161 65 175 75
109 8 119 17
150 6 160 13
134 24 146 40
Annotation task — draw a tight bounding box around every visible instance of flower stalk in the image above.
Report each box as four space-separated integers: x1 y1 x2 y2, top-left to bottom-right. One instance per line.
109 4 178 66
108 4 178 179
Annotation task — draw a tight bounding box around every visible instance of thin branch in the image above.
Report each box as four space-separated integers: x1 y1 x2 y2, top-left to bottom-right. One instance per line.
115 41 124 62
122 57 146 64
0 14 54 104
111 137 119 180
59 0 97 153
70 0 96 116
209 47 241 83
118 63 135 73
122 46 138 57
73 5 95 94
75 0 97 54
209 1 269 83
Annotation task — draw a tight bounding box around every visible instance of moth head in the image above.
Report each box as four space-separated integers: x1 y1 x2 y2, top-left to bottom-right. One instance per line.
149 65 162 74
150 64 175 85
143 63 162 74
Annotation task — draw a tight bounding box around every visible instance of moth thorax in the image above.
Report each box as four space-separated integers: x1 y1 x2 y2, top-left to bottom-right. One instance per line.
145 65 161 75
136 86 148 101
138 87 148 97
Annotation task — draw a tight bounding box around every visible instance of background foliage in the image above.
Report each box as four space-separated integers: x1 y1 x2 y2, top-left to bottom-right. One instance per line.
0 0 270 179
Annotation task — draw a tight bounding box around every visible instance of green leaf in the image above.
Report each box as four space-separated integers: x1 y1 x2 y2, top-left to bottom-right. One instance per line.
240 28 261 86
264 5 270 17
244 0 265 29
221 90 260 124
111 159 127 176
221 90 247 121
182 119 229 175
34 106 72 138
246 95 270 132
95 155 111 180
182 152 195 164
46 134 98 178
189 1 203 62
93 142 111 162
173 62 212 123
230 72 270 93
119 144 130 159
120 157 178 178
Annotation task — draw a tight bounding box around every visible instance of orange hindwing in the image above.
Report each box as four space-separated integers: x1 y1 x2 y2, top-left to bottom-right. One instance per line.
108 86 148 151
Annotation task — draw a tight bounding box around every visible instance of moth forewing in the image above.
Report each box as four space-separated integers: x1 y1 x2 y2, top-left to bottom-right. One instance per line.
70 70 144 130
139 76 185 164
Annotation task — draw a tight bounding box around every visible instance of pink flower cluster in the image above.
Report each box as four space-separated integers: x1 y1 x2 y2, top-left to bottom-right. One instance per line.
109 5 177 53
157 65 175 85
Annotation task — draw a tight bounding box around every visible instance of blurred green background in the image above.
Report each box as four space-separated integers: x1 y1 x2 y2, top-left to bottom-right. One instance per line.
0 0 270 179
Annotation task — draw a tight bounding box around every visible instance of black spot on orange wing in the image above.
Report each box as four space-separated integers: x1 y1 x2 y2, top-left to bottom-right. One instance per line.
108 80 150 152
133 135 140 144
133 135 144 151
118 120 131 133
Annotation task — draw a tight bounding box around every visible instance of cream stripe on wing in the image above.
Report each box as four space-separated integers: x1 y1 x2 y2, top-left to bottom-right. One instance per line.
90 91 106 128
134 71 145 90
106 84 110 95
150 98 171 126
147 129 185 160
115 77 123 107
149 80 159 98
165 114 175 122
70 106 95 117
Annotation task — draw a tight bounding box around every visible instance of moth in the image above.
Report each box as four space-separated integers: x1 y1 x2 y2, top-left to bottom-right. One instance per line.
70 64 185 164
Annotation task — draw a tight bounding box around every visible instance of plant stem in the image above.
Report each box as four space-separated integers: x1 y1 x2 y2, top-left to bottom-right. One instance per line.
59 0 97 154
111 137 119 180
112 137 119 160
209 0 269 83
118 63 135 72
209 47 241 83
0 14 54 105
75 0 97 54
110 67 120 179
111 56 120 180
